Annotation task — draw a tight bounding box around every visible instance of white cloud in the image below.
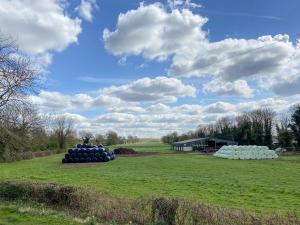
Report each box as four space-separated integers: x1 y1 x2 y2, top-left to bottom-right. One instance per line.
104 3 300 97
28 90 121 112
35 92 300 138
75 0 98 22
102 76 196 102
103 2 207 61
28 76 195 114
0 0 82 56
167 0 201 10
203 79 253 97
170 35 293 79
203 102 236 114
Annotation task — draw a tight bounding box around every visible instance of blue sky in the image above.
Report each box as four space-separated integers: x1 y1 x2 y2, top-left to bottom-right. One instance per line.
1 0 300 137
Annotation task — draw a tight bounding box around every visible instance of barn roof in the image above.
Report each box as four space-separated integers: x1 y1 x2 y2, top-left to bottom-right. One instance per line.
172 137 237 145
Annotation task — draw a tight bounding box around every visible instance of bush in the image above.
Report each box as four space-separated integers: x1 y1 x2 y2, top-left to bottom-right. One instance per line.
0 180 299 225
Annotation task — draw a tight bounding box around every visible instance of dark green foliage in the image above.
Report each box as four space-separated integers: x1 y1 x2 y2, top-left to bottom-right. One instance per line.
162 108 276 148
290 104 300 148
0 181 27 200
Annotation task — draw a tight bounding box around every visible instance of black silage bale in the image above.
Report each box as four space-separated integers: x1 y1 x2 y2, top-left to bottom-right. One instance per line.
77 144 82 148
62 158 66 163
98 144 103 148
65 154 70 159
83 152 88 158
79 158 84 163
103 157 109 162
101 152 108 157
69 158 74 163
86 157 91 162
68 148 73 154
91 157 97 162
95 153 100 158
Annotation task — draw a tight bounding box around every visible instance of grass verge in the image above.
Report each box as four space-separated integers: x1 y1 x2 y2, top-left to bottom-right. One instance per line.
0 180 299 225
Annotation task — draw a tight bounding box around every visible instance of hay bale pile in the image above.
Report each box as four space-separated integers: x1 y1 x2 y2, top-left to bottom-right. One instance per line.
214 145 278 160
62 144 116 163
113 147 137 155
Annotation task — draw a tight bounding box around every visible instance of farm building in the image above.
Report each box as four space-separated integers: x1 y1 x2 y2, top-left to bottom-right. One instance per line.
172 138 238 152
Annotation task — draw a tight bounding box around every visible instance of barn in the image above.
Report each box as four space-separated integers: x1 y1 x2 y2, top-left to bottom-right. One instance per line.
172 138 238 152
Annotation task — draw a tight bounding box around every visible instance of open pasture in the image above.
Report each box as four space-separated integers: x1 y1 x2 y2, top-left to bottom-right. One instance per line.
0 142 299 215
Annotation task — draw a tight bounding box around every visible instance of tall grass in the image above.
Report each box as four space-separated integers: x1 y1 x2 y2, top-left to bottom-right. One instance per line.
0 180 299 225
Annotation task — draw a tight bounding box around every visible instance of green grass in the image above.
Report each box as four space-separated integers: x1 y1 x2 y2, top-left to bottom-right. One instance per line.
0 203 85 225
0 141 299 215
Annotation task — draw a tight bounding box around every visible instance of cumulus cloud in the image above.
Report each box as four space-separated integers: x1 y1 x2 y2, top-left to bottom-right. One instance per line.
102 76 196 102
203 79 253 97
168 33 300 97
35 92 300 138
75 0 98 22
28 90 121 112
0 0 82 56
103 2 207 61
103 2 300 97
28 76 195 113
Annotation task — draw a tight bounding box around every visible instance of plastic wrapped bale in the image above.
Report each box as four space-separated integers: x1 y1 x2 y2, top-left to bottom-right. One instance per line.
214 145 278 160
62 144 116 163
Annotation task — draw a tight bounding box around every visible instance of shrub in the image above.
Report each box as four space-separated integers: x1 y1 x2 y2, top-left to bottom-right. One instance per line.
0 180 299 225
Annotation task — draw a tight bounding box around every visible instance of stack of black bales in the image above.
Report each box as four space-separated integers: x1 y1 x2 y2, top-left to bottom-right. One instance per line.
62 144 116 163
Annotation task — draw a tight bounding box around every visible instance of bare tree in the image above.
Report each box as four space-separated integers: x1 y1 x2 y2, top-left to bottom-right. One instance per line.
79 131 94 144
52 116 74 149
95 134 105 145
0 36 39 109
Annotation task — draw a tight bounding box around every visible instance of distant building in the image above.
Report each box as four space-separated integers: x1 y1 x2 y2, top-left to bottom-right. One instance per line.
172 138 238 152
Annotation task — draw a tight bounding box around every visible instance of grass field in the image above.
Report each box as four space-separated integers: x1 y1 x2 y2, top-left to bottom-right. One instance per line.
0 141 299 216
0 203 86 225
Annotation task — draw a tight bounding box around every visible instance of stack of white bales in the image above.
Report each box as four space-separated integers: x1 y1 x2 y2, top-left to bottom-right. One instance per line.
214 145 278 160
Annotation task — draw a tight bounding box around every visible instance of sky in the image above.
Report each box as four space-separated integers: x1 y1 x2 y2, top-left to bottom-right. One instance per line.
0 0 300 138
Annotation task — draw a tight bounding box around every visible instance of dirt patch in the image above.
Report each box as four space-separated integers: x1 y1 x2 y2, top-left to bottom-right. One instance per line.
113 147 138 155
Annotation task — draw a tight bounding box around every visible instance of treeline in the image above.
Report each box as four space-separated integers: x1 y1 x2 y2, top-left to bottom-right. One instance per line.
162 107 300 150
0 107 139 162
0 37 138 162
80 131 139 146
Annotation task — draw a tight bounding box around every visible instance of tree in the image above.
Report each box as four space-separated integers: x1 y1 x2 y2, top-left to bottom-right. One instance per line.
0 102 43 161
106 131 119 145
290 104 300 148
95 134 105 145
276 115 292 148
214 117 234 140
52 116 74 149
0 37 39 109
161 132 179 144
79 131 94 144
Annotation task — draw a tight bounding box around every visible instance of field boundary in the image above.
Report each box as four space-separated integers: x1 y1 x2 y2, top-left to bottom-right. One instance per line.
0 180 299 225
